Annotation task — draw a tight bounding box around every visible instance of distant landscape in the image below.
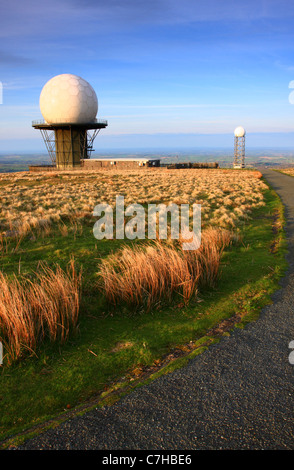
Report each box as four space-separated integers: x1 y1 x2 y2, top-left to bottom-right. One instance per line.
1 147 294 173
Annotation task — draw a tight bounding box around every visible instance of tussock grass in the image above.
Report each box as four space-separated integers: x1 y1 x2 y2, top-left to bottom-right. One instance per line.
0 260 82 364
98 228 235 310
0 169 266 237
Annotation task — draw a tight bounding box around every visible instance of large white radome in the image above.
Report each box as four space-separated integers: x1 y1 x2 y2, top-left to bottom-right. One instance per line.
39 74 98 124
234 126 246 137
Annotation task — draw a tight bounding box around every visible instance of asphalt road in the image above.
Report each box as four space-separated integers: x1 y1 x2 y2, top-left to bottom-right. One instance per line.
17 168 294 450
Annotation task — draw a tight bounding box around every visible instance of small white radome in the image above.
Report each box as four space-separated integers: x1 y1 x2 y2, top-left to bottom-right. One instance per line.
39 73 98 124
234 126 246 137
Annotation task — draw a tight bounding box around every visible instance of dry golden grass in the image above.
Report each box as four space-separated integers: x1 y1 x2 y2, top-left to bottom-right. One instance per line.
98 227 235 310
0 168 266 238
0 168 266 357
0 260 81 363
278 168 294 177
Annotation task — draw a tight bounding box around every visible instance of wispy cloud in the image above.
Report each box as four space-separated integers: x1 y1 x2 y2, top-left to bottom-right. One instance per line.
108 103 250 109
2 0 294 40
0 51 34 66
274 60 294 72
2 77 45 91
71 0 294 24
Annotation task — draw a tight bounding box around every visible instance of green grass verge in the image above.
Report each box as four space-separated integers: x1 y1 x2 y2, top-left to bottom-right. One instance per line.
0 182 288 448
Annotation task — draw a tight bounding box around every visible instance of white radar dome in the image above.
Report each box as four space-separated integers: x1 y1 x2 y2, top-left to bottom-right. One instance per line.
234 126 246 137
39 74 98 124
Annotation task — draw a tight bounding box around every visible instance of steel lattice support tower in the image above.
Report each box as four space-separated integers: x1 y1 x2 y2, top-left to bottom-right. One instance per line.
233 134 245 169
32 120 107 169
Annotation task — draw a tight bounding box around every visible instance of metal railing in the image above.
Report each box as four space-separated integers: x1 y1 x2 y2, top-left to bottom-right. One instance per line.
32 118 108 126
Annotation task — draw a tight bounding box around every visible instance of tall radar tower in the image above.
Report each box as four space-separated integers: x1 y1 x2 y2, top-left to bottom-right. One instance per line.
32 74 108 170
233 126 246 169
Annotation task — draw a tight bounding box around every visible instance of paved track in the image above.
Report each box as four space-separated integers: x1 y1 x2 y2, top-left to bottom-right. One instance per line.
17 169 294 450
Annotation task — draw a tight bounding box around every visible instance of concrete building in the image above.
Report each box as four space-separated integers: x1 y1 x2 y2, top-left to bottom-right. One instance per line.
81 157 161 170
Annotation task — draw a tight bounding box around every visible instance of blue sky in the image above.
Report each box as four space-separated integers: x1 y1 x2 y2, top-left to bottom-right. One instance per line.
1 0 294 152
